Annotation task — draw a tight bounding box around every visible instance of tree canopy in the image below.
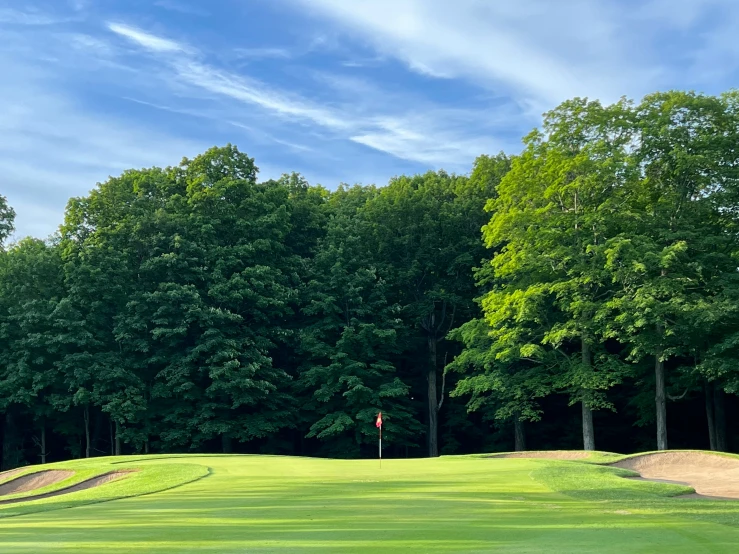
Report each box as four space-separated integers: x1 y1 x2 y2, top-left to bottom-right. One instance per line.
1 89 739 467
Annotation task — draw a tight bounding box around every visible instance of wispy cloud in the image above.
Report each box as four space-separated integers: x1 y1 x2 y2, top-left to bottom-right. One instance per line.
108 22 187 53
351 109 509 166
102 22 509 166
173 60 351 129
106 24 349 129
5 0 736 242
281 0 739 104
278 0 614 103
0 3 526 240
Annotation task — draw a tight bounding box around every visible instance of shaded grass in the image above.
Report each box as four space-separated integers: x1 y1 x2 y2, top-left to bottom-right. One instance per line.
532 456 739 528
531 459 694 500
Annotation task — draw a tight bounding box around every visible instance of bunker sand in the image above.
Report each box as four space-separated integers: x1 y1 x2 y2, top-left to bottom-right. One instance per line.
0 470 135 505
0 470 74 497
612 452 739 500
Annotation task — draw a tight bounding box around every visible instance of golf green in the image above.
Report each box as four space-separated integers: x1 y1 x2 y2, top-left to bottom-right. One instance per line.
1 453 739 552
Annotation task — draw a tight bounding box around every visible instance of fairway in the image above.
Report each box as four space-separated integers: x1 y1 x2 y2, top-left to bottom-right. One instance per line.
2 453 739 552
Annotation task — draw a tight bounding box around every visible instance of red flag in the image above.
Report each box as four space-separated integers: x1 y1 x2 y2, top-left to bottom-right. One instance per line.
375 412 382 428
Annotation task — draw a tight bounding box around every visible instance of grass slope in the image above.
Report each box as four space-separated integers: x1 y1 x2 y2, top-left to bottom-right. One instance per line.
1 454 739 552
0 458 208 518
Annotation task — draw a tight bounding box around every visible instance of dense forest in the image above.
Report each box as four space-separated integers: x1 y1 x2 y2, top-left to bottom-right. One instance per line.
1 90 738 469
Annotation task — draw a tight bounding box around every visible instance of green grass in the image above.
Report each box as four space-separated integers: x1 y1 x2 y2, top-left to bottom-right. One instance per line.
1 453 739 552
0 457 208 518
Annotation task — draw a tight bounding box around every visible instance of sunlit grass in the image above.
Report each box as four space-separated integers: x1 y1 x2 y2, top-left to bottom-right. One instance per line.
0 453 738 552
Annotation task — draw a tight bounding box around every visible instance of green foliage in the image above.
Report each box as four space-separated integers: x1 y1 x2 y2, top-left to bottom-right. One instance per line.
452 90 739 452
2 89 739 464
359 165 511 456
298 196 418 456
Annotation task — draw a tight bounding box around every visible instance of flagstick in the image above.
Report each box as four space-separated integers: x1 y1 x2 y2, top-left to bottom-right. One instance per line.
379 425 382 469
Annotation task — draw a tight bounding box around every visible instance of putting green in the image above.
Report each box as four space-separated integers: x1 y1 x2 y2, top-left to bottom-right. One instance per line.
1 453 739 552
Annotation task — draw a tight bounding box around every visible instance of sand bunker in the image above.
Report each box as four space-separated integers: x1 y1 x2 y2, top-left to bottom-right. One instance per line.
0 470 74 496
0 470 135 505
491 451 592 460
612 452 739 500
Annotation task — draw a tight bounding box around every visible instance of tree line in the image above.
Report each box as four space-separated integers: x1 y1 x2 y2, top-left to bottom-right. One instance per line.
1 90 738 468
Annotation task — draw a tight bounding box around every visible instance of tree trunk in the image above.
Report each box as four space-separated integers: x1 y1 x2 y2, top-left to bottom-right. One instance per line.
655 353 667 451
115 421 121 456
2 411 14 470
581 402 595 451
222 433 232 454
91 410 103 455
109 419 114 456
705 381 717 451
514 417 526 451
84 406 91 458
41 424 47 465
714 386 727 452
144 437 150 455
581 338 595 451
427 338 439 458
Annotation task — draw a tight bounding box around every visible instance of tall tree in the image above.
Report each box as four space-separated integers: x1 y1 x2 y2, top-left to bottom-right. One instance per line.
474 99 635 450
362 165 508 457
0 238 65 466
449 317 553 451
299 195 418 457
603 91 739 450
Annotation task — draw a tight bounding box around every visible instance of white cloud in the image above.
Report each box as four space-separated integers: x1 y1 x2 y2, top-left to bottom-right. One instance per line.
280 0 623 104
173 60 351 130
281 0 739 105
1 5 544 238
108 22 187 53
351 109 509 166
101 22 515 167
104 23 355 130
4 0 738 241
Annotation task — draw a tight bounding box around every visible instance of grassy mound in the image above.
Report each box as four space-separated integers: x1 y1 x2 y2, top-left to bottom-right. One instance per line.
0 457 209 519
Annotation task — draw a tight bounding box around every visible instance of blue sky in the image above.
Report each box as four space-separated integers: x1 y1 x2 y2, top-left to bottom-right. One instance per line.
2 0 738 239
